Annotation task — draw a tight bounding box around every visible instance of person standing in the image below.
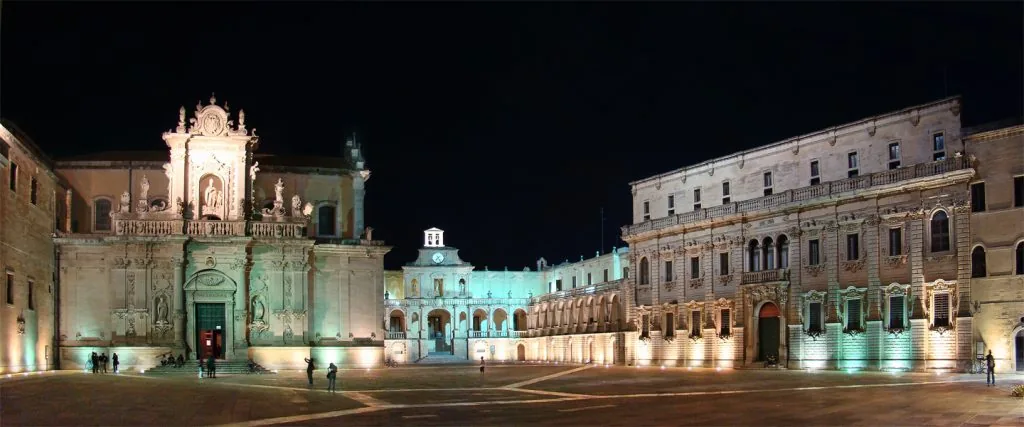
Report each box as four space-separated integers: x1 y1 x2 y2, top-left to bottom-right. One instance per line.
100 353 108 374
112 353 119 374
479 357 485 374
326 363 338 393
986 350 996 385
304 357 315 388
90 352 99 374
206 355 217 379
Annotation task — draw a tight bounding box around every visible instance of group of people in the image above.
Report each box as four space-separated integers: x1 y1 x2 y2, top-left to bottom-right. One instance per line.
161 354 186 368
89 352 118 373
303 358 339 392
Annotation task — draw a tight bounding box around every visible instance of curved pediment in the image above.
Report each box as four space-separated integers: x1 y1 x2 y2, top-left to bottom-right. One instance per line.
184 268 238 290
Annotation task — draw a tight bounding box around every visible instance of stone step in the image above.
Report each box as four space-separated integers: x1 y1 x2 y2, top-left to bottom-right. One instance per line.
143 360 274 375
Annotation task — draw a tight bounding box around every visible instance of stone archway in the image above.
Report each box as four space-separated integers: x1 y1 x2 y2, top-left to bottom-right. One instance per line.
757 302 781 362
183 269 239 361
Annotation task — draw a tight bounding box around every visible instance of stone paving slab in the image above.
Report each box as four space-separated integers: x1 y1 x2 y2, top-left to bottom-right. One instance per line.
363 389 543 406
528 365 998 395
0 373 364 426
150 365 573 391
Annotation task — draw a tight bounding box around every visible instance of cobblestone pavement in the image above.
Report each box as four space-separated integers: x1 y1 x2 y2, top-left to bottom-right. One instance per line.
2 366 1023 426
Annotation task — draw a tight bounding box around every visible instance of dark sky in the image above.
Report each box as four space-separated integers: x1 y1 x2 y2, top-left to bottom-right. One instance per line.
2 3 1021 270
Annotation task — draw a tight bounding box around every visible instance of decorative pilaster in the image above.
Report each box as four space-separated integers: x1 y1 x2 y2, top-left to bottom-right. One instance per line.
865 215 883 321
353 172 367 238
908 211 926 319
787 227 802 326
825 222 841 323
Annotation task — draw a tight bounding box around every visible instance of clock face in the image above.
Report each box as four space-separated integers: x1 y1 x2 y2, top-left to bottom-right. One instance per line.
431 252 445 264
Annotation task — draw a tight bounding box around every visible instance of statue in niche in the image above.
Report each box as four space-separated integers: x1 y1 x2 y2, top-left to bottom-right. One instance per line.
156 295 169 323
140 175 150 200
274 178 285 203
203 178 221 208
459 279 466 295
251 295 266 322
410 279 419 297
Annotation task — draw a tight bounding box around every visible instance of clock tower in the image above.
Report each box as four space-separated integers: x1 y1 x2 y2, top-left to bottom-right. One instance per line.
402 228 472 299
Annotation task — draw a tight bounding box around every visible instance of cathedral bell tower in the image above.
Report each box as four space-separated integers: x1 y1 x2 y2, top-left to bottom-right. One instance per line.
161 94 258 221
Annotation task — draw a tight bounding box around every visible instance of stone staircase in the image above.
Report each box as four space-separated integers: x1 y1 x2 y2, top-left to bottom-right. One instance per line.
143 360 274 375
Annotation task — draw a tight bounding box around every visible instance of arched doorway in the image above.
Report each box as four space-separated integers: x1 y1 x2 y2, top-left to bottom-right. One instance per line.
1016 329 1024 371
758 302 781 362
427 309 452 354
517 343 526 361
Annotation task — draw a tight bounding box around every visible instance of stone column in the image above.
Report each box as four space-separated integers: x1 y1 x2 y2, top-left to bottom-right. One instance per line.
353 174 366 238
172 257 187 352
826 223 841 323
953 202 973 364
908 211 927 365
866 217 882 321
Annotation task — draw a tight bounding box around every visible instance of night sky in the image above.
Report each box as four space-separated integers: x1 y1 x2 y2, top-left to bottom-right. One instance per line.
2 3 1021 270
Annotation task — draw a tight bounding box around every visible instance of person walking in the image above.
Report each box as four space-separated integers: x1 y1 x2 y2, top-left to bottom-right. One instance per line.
479 357 485 374
326 363 338 393
986 350 996 385
206 355 217 379
112 353 119 374
304 357 316 388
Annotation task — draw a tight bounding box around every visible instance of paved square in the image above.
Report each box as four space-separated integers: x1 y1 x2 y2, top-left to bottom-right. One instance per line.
2 366 1023 426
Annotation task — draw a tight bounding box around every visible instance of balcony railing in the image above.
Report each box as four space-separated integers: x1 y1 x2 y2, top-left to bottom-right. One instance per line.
115 218 183 235
623 156 971 237
187 220 247 237
250 221 305 239
530 278 626 304
740 268 789 285
385 331 406 339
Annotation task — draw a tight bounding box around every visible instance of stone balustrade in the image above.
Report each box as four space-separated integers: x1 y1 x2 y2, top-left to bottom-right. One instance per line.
114 218 183 236
740 268 789 285
186 220 247 237
385 331 406 339
530 278 625 304
250 221 305 239
623 156 971 237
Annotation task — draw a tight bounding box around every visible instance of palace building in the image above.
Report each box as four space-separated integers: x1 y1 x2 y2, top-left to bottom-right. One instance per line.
0 95 1020 374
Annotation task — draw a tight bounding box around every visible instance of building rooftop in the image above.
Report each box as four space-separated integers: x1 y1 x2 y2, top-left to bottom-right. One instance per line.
55 150 351 170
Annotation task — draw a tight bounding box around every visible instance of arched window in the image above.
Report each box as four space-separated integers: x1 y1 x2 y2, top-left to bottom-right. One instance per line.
971 246 987 278
762 237 775 270
317 205 337 236
94 198 112 232
639 257 650 285
1016 242 1024 275
930 211 950 252
777 235 790 269
748 240 761 272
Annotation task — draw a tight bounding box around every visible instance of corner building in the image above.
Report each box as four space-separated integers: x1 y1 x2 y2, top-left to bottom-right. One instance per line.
620 97 983 371
51 96 389 372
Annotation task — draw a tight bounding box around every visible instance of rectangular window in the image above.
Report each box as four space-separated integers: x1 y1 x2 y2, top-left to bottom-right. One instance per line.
27 280 34 311
1015 176 1023 208
846 299 862 330
555 279 563 292
665 313 675 337
889 228 903 256
763 172 773 196
933 293 950 327
642 201 650 221
603 269 609 283
810 160 821 185
933 132 946 161
693 188 701 211
691 311 701 337
587 273 592 286
888 142 901 170
641 314 650 336
722 181 731 204
808 239 821 266
889 295 904 329
809 302 822 331
847 234 860 261
720 252 729 276
572 276 577 288
720 309 731 336
30 177 38 205
971 182 986 212
623 267 628 279
690 257 700 279
667 195 675 216
9 163 17 192
5 273 13 305
664 261 673 282
847 152 859 178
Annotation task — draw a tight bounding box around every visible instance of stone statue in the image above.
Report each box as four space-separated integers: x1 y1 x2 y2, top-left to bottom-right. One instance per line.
274 178 284 202
203 178 220 208
177 106 186 129
140 175 150 200
252 296 266 322
291 195 302 216
120 191 131 213
238 109 246 128
162 163 173 182
249 161 259 181
156 295 169 323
